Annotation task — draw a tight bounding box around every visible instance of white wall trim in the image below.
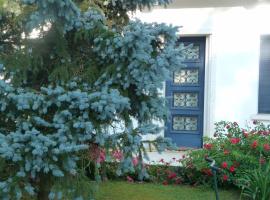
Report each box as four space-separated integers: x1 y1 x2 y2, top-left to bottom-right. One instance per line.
153 0 269 9
203 35 215 137
251 114 270 122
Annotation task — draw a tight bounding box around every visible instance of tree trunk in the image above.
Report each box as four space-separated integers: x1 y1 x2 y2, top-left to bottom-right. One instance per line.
37 174 52 200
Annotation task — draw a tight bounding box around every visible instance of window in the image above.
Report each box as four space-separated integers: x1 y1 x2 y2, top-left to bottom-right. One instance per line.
258 35 270 114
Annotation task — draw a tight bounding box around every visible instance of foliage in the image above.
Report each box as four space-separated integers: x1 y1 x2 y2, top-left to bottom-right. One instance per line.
0 0 183 199
238 161 270 200
85 0 172 28
147 163 182 185
102 121 270 194
101 121 270 190
49 171 96 200
180 121 270 187
103 157 211 187
0 79 130 199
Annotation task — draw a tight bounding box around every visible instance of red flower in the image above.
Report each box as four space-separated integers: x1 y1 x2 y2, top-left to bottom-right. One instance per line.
175 177 182 185
263 144 270 151
229 166 235 173
226 124 231 129
242 130 249 138
126 176 134 183
97 149 106 163
253 120 258 125
167 171 177 179
223 175 228 181
203 143 213 150
165 162 170 166
202 168 213 176
162 180 168 185
132 157 139 166
251 140 258 149
224 149 230 155
259 158 266 165
263 131 270 136
112 150 123 161
221 162 228 169
230 138 240 144
160 159 164 163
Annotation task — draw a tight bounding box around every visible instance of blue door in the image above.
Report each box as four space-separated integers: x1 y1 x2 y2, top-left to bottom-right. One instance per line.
165 37 206 148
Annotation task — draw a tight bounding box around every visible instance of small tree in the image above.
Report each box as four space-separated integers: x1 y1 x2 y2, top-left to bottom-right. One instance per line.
0 0 183 199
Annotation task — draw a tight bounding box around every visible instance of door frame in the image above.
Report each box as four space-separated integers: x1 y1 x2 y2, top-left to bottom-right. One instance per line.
180 34 214 139
163 34 214 147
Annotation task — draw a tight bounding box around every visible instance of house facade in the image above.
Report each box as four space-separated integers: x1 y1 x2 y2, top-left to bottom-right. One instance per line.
135 0 270 148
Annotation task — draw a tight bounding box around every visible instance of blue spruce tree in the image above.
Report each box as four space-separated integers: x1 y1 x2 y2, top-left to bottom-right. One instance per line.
0 0 183 199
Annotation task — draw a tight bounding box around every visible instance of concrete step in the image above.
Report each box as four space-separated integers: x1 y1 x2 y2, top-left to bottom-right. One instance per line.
143 151 187 166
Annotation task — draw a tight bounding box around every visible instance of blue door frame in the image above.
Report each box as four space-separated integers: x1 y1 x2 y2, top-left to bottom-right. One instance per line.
165 37 206 148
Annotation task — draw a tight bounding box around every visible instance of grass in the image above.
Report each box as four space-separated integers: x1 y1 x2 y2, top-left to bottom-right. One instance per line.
95 181 240 200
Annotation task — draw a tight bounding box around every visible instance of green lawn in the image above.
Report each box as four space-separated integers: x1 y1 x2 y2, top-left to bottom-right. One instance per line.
96 181 240 200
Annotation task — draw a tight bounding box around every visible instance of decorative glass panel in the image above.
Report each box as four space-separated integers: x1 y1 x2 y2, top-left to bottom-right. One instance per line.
174 93 198 107
174 69 199 84
173 116 198 131
172 116 185 131
182 44 200 60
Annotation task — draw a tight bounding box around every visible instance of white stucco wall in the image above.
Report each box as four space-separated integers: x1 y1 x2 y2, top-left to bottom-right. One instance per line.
134 3 270 137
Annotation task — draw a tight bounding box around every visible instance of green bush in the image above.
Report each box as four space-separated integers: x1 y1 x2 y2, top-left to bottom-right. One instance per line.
100 120 270 192
143 121 270 188
180 121 270 187
103 157 213 186
238 161 270 200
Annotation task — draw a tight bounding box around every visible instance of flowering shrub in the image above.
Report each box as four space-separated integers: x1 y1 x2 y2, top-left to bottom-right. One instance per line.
104 160 183 185
181 121 270 187
147 159 182 185
101 121 270 190
103 156 212 186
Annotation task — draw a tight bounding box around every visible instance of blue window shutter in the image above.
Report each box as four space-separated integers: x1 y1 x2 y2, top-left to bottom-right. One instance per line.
258 35 270 114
